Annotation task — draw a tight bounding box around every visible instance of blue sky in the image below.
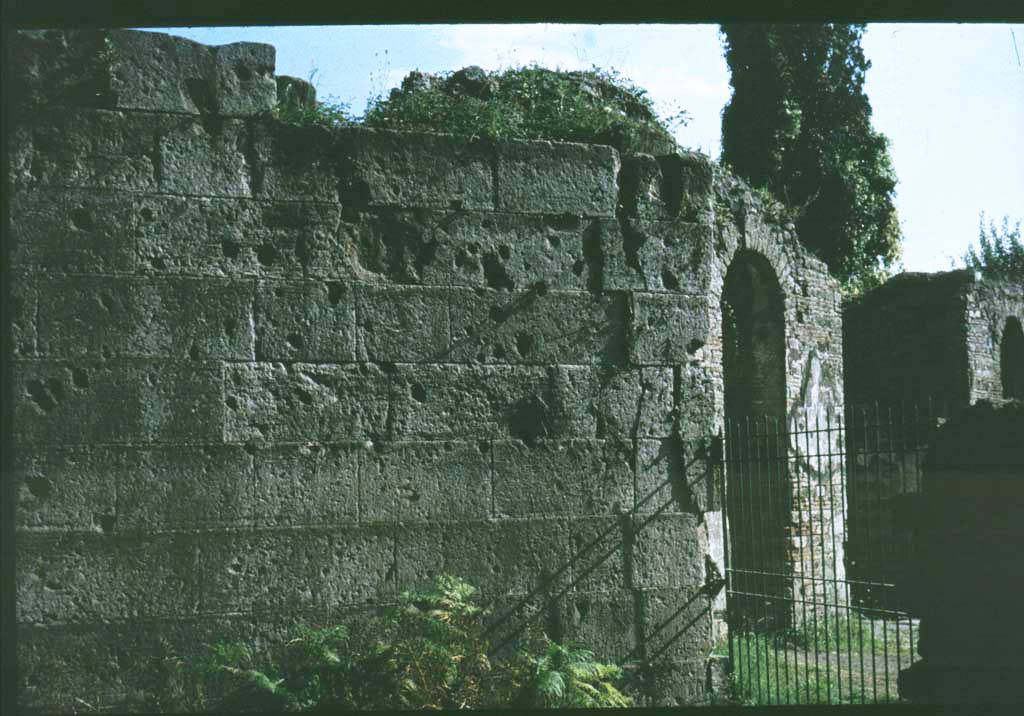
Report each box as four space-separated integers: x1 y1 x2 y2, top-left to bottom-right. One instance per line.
151 24 1023 274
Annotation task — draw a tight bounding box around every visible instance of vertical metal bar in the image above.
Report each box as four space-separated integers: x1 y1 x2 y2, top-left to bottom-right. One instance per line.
881 405 894 700
803 415 821 704
789 415 809 704
748 415 764 705
766 415 782 705
858 404 867 704
813 414 832 702
825 411 843 702
838 412 855 705
775 415 792 703
870 401 881 703
724 423 736 703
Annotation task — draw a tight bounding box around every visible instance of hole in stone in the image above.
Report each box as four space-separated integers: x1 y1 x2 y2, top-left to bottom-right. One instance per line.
515 332 535 358
478 440 489 455
70 208 95 232
221 240 241 259
223 317 238 337
545 215 580 231
98 293 114 311
26 379 58 412
188 342 200 361
686 338 705 355
326 282 345 305
28 476 52 499
468 244 479 255
296 389 313 406
286 332 304 351
71 368 89 389
509 396 549 445
498 245 511 260
547 234 562 249
572 259 585 276
95 514 116 533
661 267 680 291
140 207 155 222
256 244 280 267
489 305 508 324
147 372 158 386
225 395 239 410
150 256 167 270
493 344 507 360
410 382 427 403
101 345 113 360
234 64 253 81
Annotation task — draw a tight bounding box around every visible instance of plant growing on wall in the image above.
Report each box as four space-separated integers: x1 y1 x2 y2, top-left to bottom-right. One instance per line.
276 64 687 156
962 213 1023 281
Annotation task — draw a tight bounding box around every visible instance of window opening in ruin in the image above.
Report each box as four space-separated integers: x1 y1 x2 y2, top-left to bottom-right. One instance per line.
1001 316 1024 400
721 249 789 628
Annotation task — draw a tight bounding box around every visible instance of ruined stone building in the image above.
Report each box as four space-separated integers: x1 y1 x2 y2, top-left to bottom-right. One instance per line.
10 29 845 708
842 270 1024 606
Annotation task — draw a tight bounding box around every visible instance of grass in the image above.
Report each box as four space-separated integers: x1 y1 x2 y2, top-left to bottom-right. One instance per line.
717 608 920 705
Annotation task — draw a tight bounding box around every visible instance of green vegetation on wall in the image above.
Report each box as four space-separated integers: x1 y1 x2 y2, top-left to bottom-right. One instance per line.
277 64 686 156
962 213 1023 281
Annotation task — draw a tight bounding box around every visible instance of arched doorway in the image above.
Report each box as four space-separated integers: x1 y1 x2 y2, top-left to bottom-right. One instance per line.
721 250 789 628
1001 316 1024 400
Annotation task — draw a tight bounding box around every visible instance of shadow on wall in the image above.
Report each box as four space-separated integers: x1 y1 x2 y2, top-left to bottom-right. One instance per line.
1002 316 1024 399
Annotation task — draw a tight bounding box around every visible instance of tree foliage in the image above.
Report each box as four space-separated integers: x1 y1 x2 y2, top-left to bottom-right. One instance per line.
962 214 1023 281
720 24 902 294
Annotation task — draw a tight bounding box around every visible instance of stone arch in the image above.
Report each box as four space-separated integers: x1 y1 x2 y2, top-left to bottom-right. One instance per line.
1001 315 1024 400
720 248 790 627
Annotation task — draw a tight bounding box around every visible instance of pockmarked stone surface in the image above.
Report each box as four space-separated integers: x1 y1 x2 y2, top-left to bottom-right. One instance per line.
10 28 847 711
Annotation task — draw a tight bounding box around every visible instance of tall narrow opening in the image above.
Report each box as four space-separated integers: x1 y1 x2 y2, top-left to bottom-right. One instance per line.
1001 316 1024 400
722 250 789 628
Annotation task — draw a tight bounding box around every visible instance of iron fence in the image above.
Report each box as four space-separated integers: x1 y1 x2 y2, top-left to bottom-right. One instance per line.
721 401 950 704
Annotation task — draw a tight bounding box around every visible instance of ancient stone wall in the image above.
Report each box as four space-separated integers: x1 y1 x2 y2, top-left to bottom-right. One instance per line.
842 271 1024 607
9 29 844 710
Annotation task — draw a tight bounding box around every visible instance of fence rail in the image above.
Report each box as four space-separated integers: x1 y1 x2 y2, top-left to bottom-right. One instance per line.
721 401 952 704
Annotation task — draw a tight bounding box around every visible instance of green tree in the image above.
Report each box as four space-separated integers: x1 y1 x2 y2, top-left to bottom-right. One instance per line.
963 213 1023 280
720 24 902 294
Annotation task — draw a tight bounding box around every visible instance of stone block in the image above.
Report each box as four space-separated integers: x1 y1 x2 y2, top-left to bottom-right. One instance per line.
635 586 715 666
251 121 341 202
256 280 357 362
9 189 139 274
14 447 117 530
619 219 714 294
17 531 201 623
157 115 252 196
37 277 254 360
395 518 571 597
560 590 638 664
389 364 552 440
630 292 709 365
631 513 706 590
565 516 630 594
339 128 494 211
116 446 255 529
224 362 391 443
423 211 598 291
449 289 627 365
11 109 158 192
11 30 277 115
199 526 396 613
134 196 343 278
361 441 492 523
636 435 719 515
13 361 223 445
493 440 632 518
556 366 674 438
10 276 37 358
495 139 618 217
253 443 360 526
619 152 714 223
355 285 450 362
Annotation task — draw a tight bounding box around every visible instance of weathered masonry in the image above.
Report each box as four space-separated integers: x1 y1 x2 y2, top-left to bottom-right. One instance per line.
9 29 844 709
841 271 1024 606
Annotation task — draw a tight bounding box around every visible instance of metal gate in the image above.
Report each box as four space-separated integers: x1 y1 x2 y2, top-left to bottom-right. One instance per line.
720 402 946 704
